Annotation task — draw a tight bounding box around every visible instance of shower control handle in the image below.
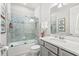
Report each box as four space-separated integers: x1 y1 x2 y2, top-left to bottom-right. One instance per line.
24 42 27 44
11 45 14 47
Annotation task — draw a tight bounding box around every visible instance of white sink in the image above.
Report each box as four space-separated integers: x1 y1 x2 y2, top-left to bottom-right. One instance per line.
49 36 79 45
43 36 79 47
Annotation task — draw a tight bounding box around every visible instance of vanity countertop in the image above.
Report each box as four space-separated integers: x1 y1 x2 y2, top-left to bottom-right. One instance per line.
40 36 79 56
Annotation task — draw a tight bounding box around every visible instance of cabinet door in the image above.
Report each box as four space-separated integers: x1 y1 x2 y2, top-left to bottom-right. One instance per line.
0 49 1 56
45 42 58 54
40 46 48 56
48 50 57 56
59 49 76 56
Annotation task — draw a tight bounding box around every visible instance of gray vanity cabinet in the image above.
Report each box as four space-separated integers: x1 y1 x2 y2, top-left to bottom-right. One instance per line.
59 49 76 56
40 45 57 56
39 39 58 56
40 46 48 56
0 49 1 56
48 50 56 56
45 42 58 55
39 39 77 56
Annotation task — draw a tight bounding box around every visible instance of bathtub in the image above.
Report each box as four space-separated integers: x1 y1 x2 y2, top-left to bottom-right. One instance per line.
7 40 38 56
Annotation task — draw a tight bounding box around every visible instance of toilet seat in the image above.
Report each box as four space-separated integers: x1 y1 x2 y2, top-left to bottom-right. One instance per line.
31 45 40 50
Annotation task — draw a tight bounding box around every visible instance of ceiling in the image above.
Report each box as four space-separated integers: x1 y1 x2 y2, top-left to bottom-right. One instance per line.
11 3 79 11
23 3 40 10
11 3 40 10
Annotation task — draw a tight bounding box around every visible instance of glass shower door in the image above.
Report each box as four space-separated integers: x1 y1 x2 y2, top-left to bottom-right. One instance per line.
8 16 38 45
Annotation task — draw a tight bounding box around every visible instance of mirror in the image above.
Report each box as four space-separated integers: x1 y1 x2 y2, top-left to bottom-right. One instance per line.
75 14 79 35
50 3 79 36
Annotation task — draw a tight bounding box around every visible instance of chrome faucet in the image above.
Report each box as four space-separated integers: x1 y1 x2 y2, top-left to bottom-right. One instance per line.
59 35 65 40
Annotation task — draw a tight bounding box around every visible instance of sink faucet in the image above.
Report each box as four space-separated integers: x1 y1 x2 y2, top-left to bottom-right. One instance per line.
59 35 65 40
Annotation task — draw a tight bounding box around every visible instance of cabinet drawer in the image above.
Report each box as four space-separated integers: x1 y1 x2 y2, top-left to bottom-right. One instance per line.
59 49 76 56
45 42 58 54
39 40 44 46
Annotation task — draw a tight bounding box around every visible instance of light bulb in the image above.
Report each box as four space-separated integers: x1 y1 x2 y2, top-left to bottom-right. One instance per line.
58 3 62 8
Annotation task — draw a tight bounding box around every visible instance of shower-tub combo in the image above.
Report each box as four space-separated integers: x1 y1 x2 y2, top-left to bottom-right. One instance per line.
7 16 40 56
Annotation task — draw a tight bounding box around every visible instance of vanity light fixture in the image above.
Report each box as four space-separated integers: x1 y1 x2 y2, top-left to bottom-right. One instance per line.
51 3 68 8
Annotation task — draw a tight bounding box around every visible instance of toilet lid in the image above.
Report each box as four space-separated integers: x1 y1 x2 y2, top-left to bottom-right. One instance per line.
31 45 40 50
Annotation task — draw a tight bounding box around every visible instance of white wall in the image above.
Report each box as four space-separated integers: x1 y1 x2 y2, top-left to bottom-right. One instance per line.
34 5 41 36
11 4 34 17
40 4 52 35
34 6 40 19
34 3 52 36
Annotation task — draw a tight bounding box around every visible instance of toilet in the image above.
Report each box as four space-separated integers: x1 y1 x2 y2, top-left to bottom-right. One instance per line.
30 45 40 56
